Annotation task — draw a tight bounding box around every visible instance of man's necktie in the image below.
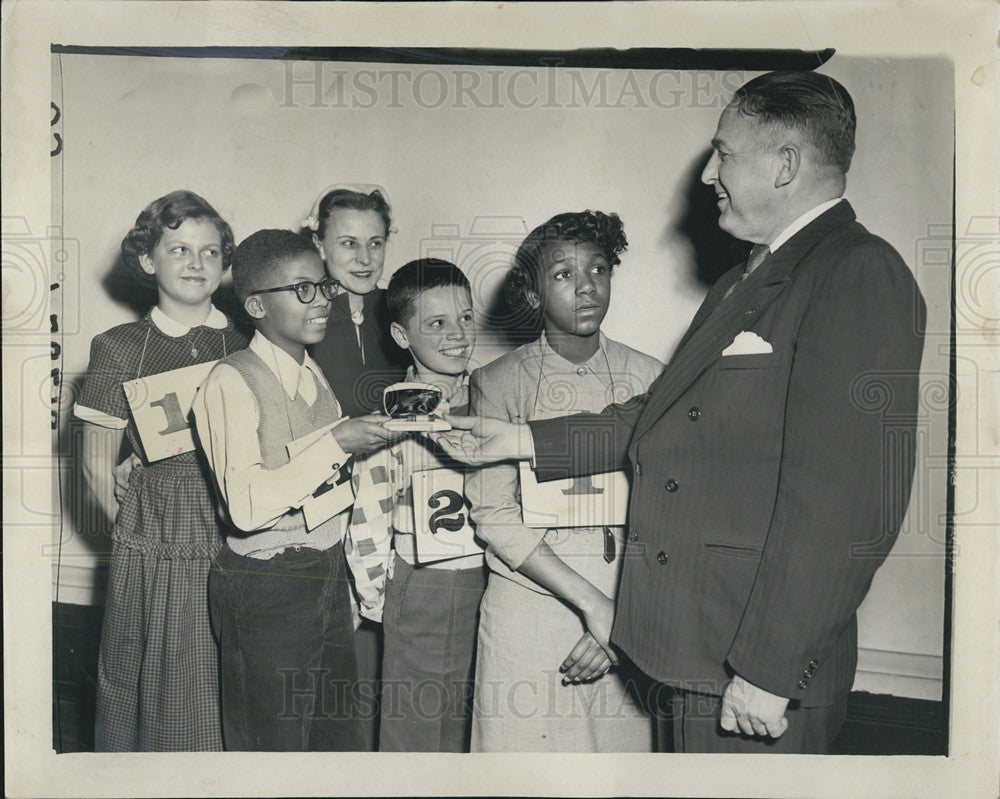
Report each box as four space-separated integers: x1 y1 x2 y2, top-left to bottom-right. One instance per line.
722 244 771 300
745 244 771 276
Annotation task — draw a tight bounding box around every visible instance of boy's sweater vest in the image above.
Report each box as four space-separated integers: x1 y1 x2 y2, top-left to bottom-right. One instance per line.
220 348 343 557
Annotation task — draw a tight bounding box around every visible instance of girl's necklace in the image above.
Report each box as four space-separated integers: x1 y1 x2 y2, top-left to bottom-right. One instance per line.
348 296 366 364
532 334 616 417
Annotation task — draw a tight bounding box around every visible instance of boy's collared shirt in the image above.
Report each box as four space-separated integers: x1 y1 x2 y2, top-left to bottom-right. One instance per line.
346 369 482 622
193 330 349 534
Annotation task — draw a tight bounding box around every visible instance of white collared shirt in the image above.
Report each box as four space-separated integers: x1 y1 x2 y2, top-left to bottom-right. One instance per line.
768 198 843 254
192 330 348 533
245 330 333 407
150 304 228 336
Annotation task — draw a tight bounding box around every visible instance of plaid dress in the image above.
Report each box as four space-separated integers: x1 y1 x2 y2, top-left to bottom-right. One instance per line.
77 312 248 751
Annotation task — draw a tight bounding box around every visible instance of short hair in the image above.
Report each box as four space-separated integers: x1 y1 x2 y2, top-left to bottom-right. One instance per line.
386 258 471 327
730 71 856 174
120 190 235 277
232 229 319 301
314 188 392 240
505 210 627 320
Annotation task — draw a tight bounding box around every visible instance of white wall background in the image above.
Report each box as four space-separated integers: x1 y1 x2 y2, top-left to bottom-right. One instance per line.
52 52 952 700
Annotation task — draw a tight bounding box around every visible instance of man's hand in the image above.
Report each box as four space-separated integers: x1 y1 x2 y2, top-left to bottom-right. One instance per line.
720 674 790 738
332 415 402 454
432 414 531 466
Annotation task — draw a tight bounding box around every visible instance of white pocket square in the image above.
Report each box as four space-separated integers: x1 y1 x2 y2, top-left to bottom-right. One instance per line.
722 330 773 356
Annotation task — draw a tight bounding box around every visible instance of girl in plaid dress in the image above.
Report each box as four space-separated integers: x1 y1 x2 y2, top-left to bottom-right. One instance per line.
75 191 248 751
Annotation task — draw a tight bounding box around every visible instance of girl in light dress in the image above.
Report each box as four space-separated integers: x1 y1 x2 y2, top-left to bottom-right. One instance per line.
466 210 662 752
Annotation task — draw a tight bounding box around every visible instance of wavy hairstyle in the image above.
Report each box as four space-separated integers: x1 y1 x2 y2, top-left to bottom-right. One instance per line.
730 71 857 174
313 188 392 241
120 190 235 278
504 210 627 322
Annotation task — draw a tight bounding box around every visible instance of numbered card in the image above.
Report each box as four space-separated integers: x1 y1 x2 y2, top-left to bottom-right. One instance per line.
518 461 630 528
302 468 353 532
122 361 217 462
411 467 483 564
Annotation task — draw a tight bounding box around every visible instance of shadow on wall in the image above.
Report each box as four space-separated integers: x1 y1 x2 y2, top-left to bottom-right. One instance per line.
671 148 750 288
481 149 751 352
58 412 116 598
101 252 253 335
481 266 542 352
101 253 158 318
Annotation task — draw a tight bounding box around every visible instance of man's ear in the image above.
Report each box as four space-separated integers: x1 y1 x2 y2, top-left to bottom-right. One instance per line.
244 294 266 320
774 143 801 189
390 321 410 350
138 252 157 276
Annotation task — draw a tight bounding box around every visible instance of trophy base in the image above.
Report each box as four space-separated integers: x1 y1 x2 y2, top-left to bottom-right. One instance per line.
383 417 453 432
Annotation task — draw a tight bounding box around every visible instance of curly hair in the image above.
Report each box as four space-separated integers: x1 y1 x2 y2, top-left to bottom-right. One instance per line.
504 210 627 321
314 188 392 241
120 190 235 278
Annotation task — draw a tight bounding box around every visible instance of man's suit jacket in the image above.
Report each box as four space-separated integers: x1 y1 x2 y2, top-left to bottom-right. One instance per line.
529 201 926 707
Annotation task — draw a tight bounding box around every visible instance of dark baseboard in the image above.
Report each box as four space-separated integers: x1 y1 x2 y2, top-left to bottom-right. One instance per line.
830 691 947 756
52 601 104 753
51 601 947 755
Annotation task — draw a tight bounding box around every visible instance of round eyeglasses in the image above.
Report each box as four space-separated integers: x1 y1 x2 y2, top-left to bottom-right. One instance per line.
251 277 339 304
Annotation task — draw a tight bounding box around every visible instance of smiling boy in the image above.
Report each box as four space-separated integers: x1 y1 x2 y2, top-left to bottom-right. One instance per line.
192 229 397 751
346 258 487 752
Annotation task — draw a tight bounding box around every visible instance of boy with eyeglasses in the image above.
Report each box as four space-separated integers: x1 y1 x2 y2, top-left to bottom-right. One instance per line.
192 228 397 750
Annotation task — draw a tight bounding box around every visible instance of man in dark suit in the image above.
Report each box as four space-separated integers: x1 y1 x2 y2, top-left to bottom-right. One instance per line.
437 70 926 754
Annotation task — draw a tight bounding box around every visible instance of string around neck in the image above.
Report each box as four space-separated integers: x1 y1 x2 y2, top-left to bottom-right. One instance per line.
531 333 617 418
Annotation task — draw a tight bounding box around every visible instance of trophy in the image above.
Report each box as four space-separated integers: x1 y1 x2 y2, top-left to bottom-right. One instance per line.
381 382 453 432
